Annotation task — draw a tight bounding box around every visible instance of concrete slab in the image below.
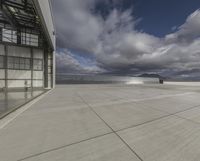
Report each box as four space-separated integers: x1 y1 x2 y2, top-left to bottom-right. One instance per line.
176 106 200 123
77 90 121 107
118 116 200 161
165 93 200 107
1 84 200 161
28 89 87 111
0 93 111 161
21 134 141 161
139 93 199 114
92 102 168 131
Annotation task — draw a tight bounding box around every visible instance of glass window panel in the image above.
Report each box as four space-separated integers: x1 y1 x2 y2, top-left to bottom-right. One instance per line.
21 32 38 47
7 57 31 70
2 28 17 43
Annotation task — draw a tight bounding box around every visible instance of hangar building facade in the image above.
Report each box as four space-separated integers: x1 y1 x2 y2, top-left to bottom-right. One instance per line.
0 0 55 92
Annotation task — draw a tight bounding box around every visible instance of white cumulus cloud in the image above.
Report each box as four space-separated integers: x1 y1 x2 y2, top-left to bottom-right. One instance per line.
52 0 200 79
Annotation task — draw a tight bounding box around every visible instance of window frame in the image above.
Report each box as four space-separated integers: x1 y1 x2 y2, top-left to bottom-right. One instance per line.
7 56 31 70
2 28 17 44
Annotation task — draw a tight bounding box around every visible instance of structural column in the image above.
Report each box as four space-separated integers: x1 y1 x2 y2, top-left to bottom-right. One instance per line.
4 44 8 108
44 48 48 88
30 48 33 94
4 45 7 91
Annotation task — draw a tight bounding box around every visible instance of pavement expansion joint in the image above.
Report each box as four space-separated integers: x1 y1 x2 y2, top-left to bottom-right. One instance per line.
16 132 114 161
77 93 144 161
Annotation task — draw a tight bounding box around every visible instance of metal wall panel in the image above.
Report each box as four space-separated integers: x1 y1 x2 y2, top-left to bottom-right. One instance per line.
0 80 5 88
33 71 43 79
33 80 43 87
7 46 31 58
8 80 31 88
8 70 31 79
0 45 5 55
0 69 5 79
33 49 44 59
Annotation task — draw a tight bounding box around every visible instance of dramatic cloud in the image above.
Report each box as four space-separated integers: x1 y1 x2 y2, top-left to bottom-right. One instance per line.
52 0 102 53
56 49 104 74
52 0 200 79
165 9 200 43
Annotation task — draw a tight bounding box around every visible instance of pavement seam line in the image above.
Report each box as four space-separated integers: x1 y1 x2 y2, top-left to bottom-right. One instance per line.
89 92 195 108
5 86 199 161
173 114 200 126
144 103 200 125
77 93 144 161
116 104 200 133
16 132 114 161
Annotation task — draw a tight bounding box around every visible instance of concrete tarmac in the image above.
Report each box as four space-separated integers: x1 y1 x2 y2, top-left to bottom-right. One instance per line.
1 84 200 161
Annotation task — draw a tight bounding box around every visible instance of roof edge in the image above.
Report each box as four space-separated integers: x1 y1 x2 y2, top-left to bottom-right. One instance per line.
32 0 55 50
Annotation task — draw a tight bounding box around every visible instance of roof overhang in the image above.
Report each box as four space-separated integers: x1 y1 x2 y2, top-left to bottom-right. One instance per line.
32 0 55 50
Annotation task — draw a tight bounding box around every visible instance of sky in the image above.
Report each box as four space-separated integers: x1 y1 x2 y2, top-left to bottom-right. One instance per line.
51 0 200 80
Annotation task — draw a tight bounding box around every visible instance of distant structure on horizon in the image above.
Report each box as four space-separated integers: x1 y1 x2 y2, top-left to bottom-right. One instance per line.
0 0 55 92
56 74 160 84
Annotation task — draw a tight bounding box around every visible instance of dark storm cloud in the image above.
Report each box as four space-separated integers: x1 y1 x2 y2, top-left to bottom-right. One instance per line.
51 0 200 79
